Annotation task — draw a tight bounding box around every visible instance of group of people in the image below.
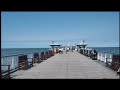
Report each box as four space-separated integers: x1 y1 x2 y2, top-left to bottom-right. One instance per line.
65 47 70 54
58 47 72 54
58 48 63 54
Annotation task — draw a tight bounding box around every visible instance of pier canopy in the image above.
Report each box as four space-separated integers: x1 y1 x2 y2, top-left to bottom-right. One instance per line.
50 41 61 47
50 41 61 50
50 41 61 54
77 40 87 49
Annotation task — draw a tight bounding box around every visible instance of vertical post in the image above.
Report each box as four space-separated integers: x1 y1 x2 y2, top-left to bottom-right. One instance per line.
102 53 104 62
110 54 113 63
101 53 103 62
97 52 100 60
99 52 101 60
84 49 85 55
38 53 41 63
31 58 33 67
83 49 84 55
11 56 14 70
88 50 89 57
33 53 35 63
45 52 47 59
38 54 39 63
44 52 46 60
39 55 41 62
103 53 105 63
106 58 108 67
26 60 28 70
104 53 107 63
8 65 10 79
24 60 28 70
99 53 101 61
41 52 42 60
87 50 88 56
18 58 20 70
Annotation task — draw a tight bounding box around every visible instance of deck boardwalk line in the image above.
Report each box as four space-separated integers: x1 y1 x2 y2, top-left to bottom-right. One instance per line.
12 51 118 79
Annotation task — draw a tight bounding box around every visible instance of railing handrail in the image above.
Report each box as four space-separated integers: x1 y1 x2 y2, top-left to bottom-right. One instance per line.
1 65 11 66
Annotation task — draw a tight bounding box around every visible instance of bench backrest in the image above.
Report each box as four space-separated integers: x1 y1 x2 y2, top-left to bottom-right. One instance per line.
111 55 120 71
19 55 27 62
34 53 39 58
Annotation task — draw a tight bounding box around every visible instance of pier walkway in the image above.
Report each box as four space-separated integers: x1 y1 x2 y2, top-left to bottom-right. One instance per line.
12 51 118 79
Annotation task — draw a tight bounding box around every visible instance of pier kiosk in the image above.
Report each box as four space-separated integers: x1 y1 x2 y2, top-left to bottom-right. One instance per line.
50 41 61 55
77 40 87 54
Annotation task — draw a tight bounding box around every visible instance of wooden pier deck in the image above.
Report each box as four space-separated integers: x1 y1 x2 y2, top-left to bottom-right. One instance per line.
12 51 119 79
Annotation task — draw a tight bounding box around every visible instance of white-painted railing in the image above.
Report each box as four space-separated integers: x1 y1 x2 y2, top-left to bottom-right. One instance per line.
1 50 51 72
1 55 19 72
1 53 34 72
97 52 113 64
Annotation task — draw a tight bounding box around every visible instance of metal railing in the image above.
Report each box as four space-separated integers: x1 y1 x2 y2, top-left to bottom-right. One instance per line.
1 50 53 79
79 48 120 72
1 65 11 79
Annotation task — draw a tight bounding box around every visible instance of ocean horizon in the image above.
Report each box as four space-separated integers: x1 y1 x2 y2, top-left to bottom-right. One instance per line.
1 47 119 57
1 48 50 57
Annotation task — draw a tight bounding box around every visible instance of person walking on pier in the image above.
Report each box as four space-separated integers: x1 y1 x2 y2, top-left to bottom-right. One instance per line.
65 47 69 54
65 48 67 54
53 48 56 55
59 48 63 54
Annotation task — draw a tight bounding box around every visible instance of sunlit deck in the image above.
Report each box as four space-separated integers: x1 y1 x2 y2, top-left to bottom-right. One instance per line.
11 51 119 79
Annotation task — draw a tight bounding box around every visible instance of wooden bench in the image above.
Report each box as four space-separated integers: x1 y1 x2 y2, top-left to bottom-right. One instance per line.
110 55 120 71
41 52 46 60
18 55 33 70
45 52 49 59
49 50 54 57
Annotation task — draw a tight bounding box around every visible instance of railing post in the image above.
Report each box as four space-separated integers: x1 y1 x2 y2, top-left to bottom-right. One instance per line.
83 49 85 55
99 52 100 60
8 65 10 79
110 54 113 63
99 53 101 60
97 52 100 60
101 53 103 62
37 53 39 62
33 55 35 63
106 58 108 67
44 52 46 60
102 53 104 63
104 53 107 63
31 58 33 67
27 60 28 70
24 60 28 70
11 56 14 70
18 59 20 70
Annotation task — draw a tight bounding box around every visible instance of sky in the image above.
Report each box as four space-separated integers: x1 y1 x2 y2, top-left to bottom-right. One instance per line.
1 12 119 48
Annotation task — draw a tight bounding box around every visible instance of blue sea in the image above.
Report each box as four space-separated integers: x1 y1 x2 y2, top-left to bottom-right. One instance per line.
87 47 119 55
1 48 50 57
1 47 119 57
